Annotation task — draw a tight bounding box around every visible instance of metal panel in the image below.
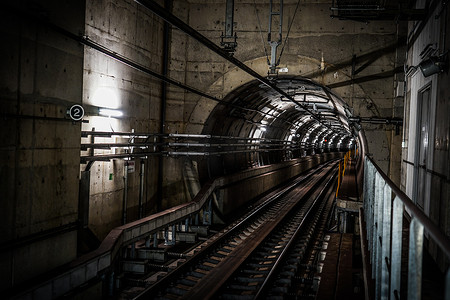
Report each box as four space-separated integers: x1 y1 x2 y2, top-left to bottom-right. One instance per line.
372 171 380 279
381 184 392 299
408 218 424 300
374 172 385 299
390 196 404 299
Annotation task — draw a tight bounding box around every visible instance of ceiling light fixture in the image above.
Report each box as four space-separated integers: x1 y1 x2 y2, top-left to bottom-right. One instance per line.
418 53 448 77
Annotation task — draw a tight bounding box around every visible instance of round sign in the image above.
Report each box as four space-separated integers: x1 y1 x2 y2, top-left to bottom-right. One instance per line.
68 104 84 121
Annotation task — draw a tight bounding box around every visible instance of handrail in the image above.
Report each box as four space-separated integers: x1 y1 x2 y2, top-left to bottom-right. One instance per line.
363 155 450 300
366 155 450 257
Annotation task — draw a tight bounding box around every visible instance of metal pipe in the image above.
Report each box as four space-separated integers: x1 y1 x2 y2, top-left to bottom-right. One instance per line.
139 159 145 218
169 133 211 138
166 149 283 156
123 162 128 224
168 142 211 147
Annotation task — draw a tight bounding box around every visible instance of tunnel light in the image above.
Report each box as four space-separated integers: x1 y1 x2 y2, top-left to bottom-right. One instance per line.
99 108 123 118
419 55 447 77
92 87 119 109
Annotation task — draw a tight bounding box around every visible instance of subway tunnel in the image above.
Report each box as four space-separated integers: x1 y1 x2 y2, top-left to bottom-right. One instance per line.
0 0 449 299
198 77 355 179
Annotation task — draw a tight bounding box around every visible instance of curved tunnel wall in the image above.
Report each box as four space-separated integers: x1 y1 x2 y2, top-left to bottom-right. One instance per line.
198 77 357 181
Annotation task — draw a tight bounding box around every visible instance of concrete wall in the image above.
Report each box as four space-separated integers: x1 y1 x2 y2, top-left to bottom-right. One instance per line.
0 0 85 291
82 0 168 240
219 152 342 216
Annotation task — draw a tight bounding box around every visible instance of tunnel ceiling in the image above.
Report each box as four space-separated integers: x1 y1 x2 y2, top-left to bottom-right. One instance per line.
203 76 355 150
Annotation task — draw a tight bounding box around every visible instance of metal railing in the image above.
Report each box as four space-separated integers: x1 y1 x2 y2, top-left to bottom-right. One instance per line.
363 155 450 300
12 153 339 299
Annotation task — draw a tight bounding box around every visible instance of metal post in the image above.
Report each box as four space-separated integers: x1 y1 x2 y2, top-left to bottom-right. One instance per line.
153 233 158 248
364 159 370 240
123 162 129 224
131 242 136 259
225 0 234 37
381 184 392 299
268 0 283 74
203 199 212 225
185 218 189 232
391 196 404 300
139 159 145 218
172 224 176 244
203 198 212 225
372 171 380 278
164 227 169 245
375 173 385 299
108 271 115 297
408 218 424 300
366 160 375 256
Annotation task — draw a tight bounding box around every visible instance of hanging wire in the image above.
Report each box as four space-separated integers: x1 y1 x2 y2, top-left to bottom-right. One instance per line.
254 0 270 65
276 0 301 66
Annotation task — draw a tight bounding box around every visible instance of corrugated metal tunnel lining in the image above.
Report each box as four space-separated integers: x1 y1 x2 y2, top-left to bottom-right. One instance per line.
200 76 356 178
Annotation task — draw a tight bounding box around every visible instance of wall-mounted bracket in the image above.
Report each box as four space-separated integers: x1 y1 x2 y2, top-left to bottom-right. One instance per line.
220 0 237 54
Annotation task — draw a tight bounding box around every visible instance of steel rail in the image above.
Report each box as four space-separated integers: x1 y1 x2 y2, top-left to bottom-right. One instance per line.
134 0 336 131
254 167 338 299
132 161 336 299
189 161 338 299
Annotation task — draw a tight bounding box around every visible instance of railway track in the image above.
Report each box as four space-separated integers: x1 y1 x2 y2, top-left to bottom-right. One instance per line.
132 160 339 300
